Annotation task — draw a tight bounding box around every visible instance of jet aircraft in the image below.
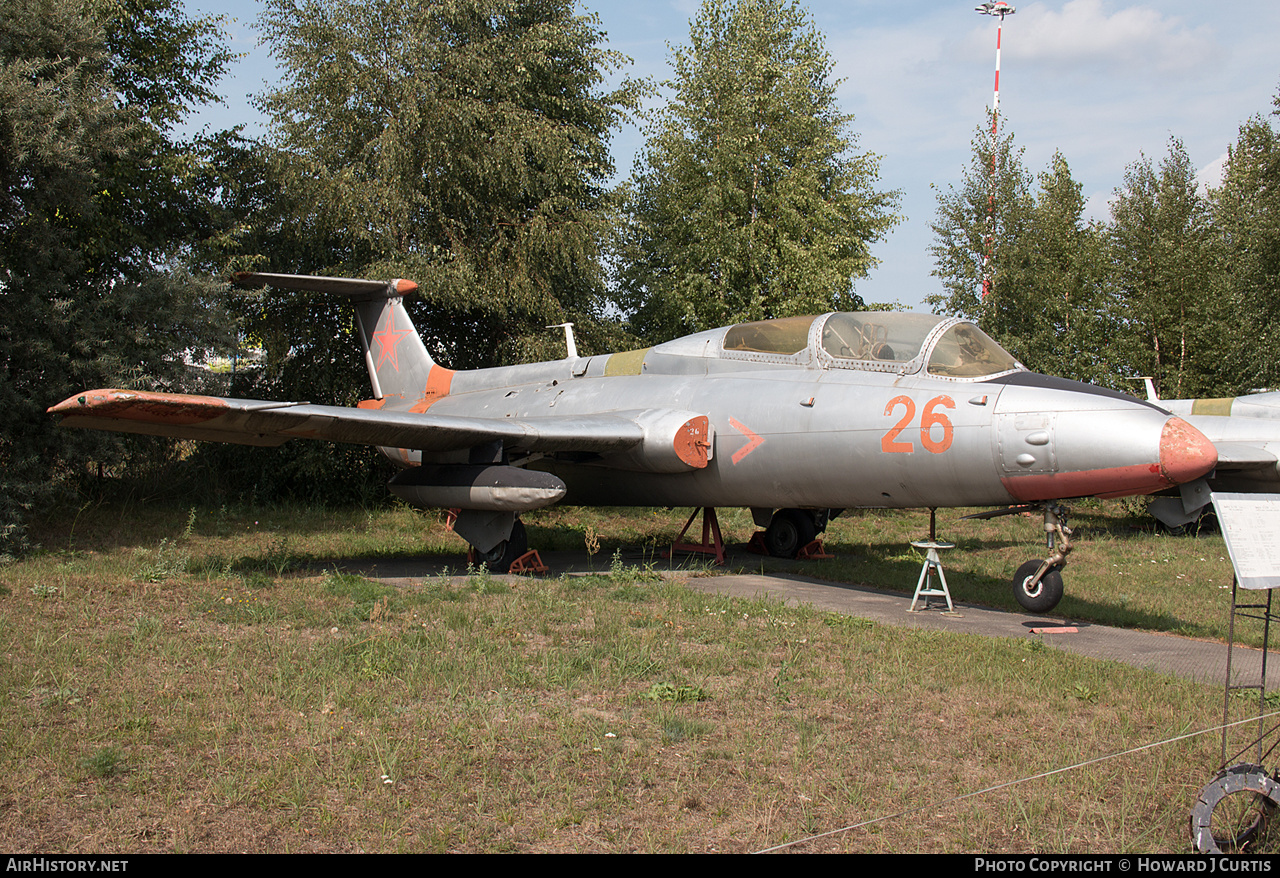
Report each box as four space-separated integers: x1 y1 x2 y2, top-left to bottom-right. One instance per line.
1136 381 1280 532
49 273 1219 613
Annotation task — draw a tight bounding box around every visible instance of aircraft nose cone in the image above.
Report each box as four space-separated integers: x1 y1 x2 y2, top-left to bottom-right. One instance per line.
1159 416 1217 486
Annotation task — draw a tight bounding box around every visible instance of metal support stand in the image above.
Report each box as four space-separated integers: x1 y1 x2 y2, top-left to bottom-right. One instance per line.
1220 579 1278 769
667 507 726 566
909 508 957 613
1190 577 1280 853
1191 493 1280 853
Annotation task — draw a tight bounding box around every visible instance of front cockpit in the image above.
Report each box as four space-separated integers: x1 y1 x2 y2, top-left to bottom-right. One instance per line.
715 312 1024 380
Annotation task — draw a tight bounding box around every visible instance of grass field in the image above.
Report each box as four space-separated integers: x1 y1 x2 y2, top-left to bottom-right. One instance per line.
0 498 1270 853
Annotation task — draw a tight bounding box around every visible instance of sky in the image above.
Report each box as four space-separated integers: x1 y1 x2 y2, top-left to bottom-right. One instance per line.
179 0 1280 310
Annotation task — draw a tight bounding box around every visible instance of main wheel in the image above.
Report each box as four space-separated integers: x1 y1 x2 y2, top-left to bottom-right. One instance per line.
1191 764 1279 853
475 519 528 573
764 509 816 559
1012 559 1064 613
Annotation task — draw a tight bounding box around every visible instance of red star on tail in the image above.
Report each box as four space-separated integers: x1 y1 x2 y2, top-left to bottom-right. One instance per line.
372 311 414 372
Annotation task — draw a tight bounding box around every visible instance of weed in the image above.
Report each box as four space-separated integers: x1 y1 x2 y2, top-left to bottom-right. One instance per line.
642 681 709 703
130 616 163 640
80 747 127 779
464 562 509 595
773 660 797 701
323 570 398 621
33 685 81 707
1068 683 1099 703
137 508 198 583
265 534 295 577
28 583 60 598
824 614 875 632
139 538 189 582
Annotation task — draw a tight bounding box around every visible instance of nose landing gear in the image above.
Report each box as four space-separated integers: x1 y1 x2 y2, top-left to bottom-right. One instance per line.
1012 504 1071 613
966 502 1072 614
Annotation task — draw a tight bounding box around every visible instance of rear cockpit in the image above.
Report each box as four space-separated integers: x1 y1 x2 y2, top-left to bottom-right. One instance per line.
711 312 1024 379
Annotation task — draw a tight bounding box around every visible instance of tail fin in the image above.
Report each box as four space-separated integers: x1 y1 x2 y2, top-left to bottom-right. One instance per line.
233 272 453 410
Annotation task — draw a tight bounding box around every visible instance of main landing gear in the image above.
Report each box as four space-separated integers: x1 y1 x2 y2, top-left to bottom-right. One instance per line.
750 508 834 560
472 518 528 573
669 507 835 565
447 511 545 574
966 502 1072 614
762 509 817 558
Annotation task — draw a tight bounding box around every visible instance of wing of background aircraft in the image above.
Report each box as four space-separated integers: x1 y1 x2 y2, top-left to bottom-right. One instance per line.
1138 384 1280 529
1211 442 1279 470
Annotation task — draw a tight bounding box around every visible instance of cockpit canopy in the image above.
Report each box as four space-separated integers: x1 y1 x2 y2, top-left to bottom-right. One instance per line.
721 312 1022 379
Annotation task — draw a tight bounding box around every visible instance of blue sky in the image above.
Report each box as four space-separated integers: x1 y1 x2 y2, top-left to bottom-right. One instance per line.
180 0 1280 310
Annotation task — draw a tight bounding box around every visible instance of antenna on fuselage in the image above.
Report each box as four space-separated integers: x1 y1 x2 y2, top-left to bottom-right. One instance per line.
548 323 578 360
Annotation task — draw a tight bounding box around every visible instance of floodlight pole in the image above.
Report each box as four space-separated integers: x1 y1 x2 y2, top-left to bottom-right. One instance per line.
975 2 1015 301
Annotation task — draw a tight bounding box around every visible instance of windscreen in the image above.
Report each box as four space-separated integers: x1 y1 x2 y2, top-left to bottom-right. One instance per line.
926 323 1020 378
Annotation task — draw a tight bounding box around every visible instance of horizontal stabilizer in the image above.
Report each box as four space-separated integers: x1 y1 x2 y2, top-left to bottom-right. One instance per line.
232 272 418 301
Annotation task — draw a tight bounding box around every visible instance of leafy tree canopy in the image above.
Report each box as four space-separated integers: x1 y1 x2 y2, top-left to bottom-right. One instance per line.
1214 90 1280 394
1107 138 1225 398
615 0 900 342
0 0 236 553
240 0 642 371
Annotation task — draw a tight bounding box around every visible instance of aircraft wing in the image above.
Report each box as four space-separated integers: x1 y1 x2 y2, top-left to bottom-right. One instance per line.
1211 442 1279 471
48 388 646 452
48 389 712 472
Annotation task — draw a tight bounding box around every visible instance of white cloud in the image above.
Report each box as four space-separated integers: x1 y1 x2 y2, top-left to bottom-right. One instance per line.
1196 152 1228 194
1003 0 1220 74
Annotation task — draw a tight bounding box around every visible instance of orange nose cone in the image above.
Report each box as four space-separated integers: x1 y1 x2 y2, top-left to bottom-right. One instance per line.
1159 417 1218 486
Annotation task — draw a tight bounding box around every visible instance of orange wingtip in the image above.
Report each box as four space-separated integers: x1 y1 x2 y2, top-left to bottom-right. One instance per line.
48 389 229 425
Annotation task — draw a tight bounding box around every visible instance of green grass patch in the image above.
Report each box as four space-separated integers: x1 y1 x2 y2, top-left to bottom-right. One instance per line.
0 498 1256 853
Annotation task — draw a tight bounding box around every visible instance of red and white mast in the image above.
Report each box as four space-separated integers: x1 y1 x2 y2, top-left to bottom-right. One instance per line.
975 2 1015 300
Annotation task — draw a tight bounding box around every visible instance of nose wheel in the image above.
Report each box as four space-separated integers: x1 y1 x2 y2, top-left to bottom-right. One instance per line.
966 503 1072 614
1013 559 1064 613
1012 504 1071 613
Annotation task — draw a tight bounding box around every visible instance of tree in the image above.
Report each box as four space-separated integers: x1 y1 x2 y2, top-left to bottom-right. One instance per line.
1014 153 1112 385
193 0 641 503
0 0 235 553
614 0 899 342
1108 139 1225 398
243 0 640 368
929 123 1034 327
1214 90 1280 394
930 131 1113 383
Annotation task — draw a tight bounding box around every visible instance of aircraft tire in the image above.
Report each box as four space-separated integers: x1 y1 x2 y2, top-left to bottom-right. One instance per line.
764 509 816 559
1012 560 1064 613
476 519 528 573
1160 508 1219 537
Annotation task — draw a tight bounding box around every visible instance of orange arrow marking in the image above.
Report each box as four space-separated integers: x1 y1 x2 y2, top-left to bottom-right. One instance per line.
729 417 764 464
